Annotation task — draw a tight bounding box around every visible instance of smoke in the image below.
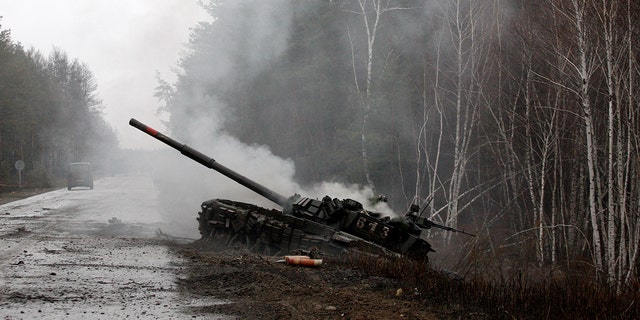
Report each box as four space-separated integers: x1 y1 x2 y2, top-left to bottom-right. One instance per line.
151 102 395 237
303 181 395 215
148 0 396 237
151 122 396 237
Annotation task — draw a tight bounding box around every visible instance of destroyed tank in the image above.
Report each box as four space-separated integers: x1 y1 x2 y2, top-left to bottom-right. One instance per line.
130 118 473 261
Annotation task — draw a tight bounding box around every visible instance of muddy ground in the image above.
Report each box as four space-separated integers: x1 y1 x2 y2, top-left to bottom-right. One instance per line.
173 244 449 319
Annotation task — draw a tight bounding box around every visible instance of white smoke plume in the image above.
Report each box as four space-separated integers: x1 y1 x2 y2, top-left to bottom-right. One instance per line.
147 0 396 237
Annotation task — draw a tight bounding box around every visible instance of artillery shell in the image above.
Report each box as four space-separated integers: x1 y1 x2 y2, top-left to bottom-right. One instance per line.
285 256 322 267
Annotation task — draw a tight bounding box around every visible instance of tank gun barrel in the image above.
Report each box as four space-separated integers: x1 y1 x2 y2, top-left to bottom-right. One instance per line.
129 118 289 207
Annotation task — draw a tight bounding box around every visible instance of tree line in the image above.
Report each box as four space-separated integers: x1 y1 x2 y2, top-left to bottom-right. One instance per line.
0 20 118 187
157 0 638 288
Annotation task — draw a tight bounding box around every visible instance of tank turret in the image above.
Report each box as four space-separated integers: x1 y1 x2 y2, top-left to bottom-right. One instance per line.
130 118 473 260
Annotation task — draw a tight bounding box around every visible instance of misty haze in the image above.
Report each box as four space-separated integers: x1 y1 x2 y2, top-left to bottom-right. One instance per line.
2 1 640 319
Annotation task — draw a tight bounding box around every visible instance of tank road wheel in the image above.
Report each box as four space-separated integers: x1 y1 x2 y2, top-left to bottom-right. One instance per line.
226 232 239 246
226 231 253 248
203 227 230 244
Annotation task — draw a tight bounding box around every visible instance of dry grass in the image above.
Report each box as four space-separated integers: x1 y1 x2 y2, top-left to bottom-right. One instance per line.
331 251 639 319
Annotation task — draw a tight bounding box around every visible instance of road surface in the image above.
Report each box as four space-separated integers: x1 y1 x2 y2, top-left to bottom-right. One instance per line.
0 175 228 319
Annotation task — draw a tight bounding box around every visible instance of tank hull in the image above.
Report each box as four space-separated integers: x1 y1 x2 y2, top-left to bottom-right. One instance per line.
198 198 434 260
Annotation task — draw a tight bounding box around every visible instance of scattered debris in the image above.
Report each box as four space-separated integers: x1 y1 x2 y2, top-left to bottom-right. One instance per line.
294 246 322 259
43 246 63 253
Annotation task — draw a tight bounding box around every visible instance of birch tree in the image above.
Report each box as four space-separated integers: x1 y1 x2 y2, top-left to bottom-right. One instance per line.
540 0 640 286
597 0 620 284
433 0 484 233
598 0 640 289
547 0 604 273
622 0 640 287
346 0 415 195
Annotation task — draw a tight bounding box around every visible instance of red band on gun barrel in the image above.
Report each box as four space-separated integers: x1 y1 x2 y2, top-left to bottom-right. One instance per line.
145 127 158 136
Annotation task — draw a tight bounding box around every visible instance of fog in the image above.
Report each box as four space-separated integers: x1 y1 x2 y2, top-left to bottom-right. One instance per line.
0 0 211 149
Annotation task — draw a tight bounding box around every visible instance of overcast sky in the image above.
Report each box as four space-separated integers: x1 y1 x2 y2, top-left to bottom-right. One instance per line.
0 0 211 149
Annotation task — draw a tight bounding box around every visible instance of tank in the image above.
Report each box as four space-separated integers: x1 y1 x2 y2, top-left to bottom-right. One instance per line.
130 118 473 261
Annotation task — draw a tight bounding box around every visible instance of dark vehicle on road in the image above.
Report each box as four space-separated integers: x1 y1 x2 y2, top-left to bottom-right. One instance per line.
67 162 94 190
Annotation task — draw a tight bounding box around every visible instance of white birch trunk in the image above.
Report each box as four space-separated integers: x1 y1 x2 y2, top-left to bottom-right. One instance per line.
359 0 380 193
447 0 465 232
572 0 603 271
622 0 638 286
446 0 478 234
350 0 412 194
601 0 618 281
422 37 445 216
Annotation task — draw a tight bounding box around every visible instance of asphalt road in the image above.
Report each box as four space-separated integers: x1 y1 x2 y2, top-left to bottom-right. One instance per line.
0 175 228 319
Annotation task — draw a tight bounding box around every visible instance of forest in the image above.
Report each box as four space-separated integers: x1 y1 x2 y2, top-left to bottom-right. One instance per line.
0 20 118 187
155 0 640 290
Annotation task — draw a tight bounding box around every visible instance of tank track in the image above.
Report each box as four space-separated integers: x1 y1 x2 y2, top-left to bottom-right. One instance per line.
197 198 432 260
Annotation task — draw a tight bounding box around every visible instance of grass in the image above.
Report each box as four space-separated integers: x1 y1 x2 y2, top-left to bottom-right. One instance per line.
332 251 639 319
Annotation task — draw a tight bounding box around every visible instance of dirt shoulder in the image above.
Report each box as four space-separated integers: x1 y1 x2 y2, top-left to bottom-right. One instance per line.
0 187 59 206
173 242 485 320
